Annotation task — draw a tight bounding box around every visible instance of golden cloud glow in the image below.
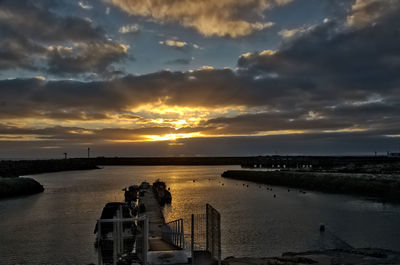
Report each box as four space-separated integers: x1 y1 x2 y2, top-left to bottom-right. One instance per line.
240 49 277 60
145 132 202 142
69 129 93 134
108 0 290 37
119 24 140 33
106 129 311 143
278 25 315 39
386 134 400 138
322 128 368 133
0 99 374 147
159 39 188 48
347 0 396 27
0 134 52 141
129 104 248 119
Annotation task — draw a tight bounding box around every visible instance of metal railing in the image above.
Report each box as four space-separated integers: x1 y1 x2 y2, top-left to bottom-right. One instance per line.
206 204 221 264
190 204 221 265
161 218 185 249
97 216 148 265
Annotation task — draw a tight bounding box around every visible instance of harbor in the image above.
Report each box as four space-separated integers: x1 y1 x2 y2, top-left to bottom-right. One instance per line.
2 0 400 263
95 179 221 265
2 166 400 265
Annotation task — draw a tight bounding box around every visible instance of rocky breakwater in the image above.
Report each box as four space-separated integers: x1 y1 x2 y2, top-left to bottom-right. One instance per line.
222 170 400 202
223 248 400 265
0 177 44 199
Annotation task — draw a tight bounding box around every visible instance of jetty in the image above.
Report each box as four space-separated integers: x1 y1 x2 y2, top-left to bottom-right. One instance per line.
221 170 400 202
95 180 221 265
138 182 187 264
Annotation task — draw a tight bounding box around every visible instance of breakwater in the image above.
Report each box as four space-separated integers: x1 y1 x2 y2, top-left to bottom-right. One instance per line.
222 170 400 202
2 156 399 175
92 156 400 173
223 248 400 265
239 156 400 173
0 177 44 198
0 158 99 178
92 156 247 165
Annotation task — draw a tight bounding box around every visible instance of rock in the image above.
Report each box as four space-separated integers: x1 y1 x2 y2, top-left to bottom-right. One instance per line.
224 248 400 265
0 177 44 199
221 170 400 202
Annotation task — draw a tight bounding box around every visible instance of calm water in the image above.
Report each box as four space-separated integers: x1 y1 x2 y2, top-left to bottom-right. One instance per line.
1 166 400 265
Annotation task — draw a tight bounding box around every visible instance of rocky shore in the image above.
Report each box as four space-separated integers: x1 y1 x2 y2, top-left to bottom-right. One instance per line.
223 248 400 265
222 170 400 202
0 177 44 199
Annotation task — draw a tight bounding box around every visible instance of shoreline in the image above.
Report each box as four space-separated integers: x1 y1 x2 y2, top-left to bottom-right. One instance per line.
2 157 399 200
222 170 400 202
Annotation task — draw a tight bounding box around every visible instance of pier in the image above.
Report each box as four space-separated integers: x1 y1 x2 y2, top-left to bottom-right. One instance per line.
95 181 221 265
138 183 186 264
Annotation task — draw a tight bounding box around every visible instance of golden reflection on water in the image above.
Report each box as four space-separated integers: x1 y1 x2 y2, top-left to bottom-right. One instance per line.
1 166 400 265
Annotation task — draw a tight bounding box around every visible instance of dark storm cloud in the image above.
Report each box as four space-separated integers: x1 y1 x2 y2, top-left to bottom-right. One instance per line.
0 69 289 121
204 111 351 134
0 37 45 70
0 123 211 142
1 132 398 157
1 0 400 156
0 0 128 76
0 1 104 42
47 43 128 76
238 8 400 95
204 103 400 136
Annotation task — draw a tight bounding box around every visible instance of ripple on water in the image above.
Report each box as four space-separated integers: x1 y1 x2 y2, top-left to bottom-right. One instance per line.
0 165 399 264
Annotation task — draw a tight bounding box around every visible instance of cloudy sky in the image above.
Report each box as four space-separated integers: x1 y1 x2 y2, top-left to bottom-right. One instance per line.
0 0 399 158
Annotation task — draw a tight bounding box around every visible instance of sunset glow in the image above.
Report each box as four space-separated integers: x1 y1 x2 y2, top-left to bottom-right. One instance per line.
0 0 399 157
145 133 203 142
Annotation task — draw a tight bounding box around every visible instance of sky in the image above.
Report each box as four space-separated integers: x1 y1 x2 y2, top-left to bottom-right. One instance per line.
0 0 400 158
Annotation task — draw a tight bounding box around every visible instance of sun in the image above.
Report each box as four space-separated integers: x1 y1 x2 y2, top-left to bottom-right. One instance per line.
145 133 202 142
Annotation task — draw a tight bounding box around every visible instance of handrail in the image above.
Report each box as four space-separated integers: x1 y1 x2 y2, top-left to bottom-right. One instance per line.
97 216 147 223
97 216 148 265
165 218 183 225
162 218 185 249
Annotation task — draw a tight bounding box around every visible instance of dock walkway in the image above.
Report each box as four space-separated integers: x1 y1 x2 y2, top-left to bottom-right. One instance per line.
139 187 180 252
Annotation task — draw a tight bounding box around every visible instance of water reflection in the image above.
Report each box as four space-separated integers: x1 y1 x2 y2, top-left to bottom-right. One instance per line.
0 166 399 265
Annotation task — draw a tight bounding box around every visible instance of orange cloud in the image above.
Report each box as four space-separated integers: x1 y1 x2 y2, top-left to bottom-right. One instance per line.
107 0 288 37
347 0 398 27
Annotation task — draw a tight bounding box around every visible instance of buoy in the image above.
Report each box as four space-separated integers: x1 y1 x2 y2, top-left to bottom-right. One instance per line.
320 224 325 232
273 194 276 198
